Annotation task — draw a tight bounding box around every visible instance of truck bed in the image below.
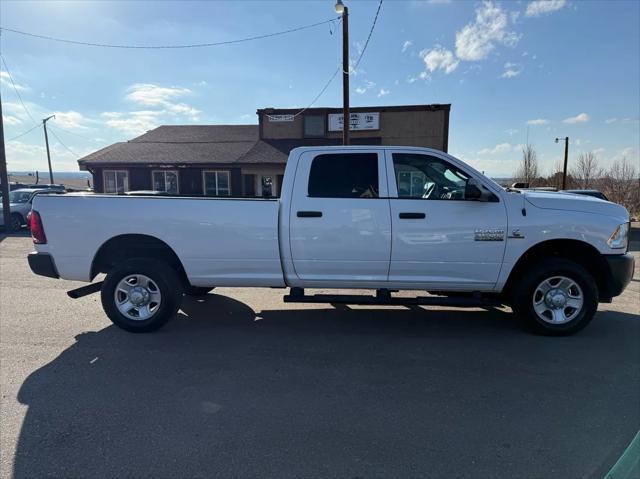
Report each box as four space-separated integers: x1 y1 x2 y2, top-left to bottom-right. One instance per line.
32 194 284 286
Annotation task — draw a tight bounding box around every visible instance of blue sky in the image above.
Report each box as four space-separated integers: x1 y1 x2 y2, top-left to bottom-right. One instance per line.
1 0 638 177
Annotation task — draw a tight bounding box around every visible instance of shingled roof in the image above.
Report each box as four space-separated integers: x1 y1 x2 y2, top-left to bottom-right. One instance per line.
78 125 261 168
78 124 381 168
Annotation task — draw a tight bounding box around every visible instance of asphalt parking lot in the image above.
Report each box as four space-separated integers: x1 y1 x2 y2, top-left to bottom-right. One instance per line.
1 233 638 479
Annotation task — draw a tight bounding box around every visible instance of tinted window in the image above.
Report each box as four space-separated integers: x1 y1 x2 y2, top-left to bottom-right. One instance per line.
308 153 379 198
304 115 325 137
393 153 469 200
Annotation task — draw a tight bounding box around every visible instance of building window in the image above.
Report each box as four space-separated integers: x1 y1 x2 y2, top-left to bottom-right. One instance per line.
103 170 129 194
203 170 231 196
304 115 325 138
152 170 179 194
308 153 379 198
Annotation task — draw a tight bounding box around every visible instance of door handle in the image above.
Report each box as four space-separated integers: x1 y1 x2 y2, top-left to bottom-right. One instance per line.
399 212 426 219
297 211 323 218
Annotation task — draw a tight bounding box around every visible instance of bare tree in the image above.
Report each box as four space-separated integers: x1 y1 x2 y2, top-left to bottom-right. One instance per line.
571 151 602 189
602 157 639 215
515 144 540 186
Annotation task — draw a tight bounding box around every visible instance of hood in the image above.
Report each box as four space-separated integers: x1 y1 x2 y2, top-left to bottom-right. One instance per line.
523 191 628 220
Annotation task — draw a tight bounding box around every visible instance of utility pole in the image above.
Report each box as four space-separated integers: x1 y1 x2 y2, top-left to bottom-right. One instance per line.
555 136 569 189
336 0 350 145
43 115 55 184
0 91 12 231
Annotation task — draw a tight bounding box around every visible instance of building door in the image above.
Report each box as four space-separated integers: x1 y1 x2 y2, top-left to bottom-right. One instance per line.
385 150 507 289
289 150 391 283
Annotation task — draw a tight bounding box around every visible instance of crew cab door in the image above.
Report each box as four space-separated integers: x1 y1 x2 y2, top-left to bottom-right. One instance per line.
289 150 391 283
385 150 507 289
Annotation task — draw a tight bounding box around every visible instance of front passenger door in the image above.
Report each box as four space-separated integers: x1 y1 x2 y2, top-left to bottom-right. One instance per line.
386 151 507 289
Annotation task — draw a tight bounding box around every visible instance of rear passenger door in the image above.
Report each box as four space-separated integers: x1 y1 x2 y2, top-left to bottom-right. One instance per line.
289 150 391 283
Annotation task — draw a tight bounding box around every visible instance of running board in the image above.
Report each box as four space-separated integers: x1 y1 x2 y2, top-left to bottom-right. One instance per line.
67 281 103 299
283 288 503 307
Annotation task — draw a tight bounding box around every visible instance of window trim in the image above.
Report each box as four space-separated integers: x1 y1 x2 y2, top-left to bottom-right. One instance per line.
307 152 382 199
151 170 179 194
202 170 231 196
103 169 129 194
386 151 500 202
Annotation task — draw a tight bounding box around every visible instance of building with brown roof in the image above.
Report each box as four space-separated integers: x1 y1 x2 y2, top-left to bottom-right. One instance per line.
78 104 450 196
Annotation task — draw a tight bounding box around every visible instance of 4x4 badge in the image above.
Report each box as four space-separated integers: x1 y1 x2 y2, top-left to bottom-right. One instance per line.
508 229 524 239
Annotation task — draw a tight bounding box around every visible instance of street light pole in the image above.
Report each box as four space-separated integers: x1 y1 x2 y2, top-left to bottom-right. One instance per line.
42 115 55 184
0 91 13 231
336 0 350 145
555 136 569 189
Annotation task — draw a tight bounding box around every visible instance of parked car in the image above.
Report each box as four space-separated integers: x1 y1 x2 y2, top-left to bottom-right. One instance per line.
28 146 634 335
562 189 609 201
1 188 65 230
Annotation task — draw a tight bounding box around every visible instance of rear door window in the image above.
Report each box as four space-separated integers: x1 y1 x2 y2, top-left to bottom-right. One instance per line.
308 153 379 198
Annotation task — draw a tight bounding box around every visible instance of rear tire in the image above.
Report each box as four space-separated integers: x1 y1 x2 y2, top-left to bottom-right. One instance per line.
184 286 214 296
512 258 598 335
101 258 183 333
10 213 23 231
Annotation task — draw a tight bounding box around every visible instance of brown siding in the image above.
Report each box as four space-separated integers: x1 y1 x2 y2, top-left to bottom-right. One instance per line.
92 168 103 193
129 168 152 191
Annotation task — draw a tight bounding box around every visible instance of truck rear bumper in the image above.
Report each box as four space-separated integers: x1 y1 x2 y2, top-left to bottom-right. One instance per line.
28 252 59 279
603 253 635 299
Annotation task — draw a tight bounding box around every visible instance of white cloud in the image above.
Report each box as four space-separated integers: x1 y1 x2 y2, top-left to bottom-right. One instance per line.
6 139 94 171
455 1 520 61
52 111 91 130
563 112 590 124
402 40 413 53
527 118 548 125
0 71 28 91
605 118 618 124
525 0 567 18
606 117 640 125
3 115 22 126
501 62 522 78
505 128 518 136
354 80 375 94
355 87 367 94
125 83 200 120
478 142 512 155
377 88 390 97
101 110 163 136
420 46 459 74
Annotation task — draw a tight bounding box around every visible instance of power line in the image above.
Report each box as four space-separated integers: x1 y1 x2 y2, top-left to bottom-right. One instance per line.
48 124 95 142
0 55 36 123
352 0 383 71
6 123 40 142
47 127 79 157
0 17 340 49
267 64 341 120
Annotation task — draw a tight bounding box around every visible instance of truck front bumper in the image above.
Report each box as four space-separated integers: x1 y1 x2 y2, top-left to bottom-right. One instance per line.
28 252 59 279
604 253 635 298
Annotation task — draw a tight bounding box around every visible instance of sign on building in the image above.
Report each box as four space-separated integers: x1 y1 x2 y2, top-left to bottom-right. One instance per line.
328 112 380 131
267 114 294 122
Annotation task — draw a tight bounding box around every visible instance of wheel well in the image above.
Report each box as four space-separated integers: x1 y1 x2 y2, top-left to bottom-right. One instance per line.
91 234 189 287
503 239 610 300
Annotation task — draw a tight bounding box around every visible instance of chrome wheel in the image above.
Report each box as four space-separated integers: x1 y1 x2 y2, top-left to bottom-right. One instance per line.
532 276 584 324
114 274 162 321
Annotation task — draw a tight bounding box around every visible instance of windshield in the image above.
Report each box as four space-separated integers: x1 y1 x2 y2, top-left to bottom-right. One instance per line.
4 191 33 204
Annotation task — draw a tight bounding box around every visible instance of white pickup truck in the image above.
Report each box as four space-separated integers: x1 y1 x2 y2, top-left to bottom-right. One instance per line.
28 146 634 335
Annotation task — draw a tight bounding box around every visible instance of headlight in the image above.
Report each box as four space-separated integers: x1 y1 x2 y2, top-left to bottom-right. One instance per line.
607 222 629 250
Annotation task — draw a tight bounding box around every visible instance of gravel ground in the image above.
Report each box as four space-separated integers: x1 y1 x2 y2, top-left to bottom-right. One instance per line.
1 233 638 479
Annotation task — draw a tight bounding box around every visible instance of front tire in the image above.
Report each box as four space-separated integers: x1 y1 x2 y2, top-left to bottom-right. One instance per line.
512 258 598 335
101 259 183 333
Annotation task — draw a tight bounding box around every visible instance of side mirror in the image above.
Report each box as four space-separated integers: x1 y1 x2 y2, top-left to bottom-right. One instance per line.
465 178 492 201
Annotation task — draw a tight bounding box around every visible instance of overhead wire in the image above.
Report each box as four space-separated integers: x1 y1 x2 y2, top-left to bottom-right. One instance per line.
1 55 37 123
47 127 79 157
0 17 340 49
351 0 383 71
6 123 40 142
